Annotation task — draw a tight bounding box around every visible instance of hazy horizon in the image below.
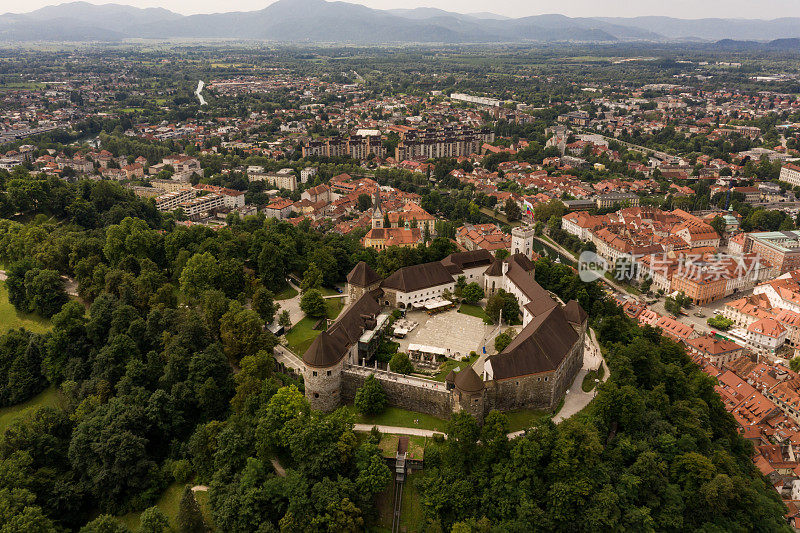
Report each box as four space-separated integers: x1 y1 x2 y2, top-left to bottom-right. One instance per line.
5 0 800 20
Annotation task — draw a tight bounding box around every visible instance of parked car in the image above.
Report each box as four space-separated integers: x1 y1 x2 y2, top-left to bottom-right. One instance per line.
694 312 705 318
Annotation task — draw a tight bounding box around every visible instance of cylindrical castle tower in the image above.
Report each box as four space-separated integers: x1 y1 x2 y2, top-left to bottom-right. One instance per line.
302 331 344 412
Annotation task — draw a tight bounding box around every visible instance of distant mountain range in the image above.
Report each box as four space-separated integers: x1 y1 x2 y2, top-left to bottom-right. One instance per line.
2 0 800 44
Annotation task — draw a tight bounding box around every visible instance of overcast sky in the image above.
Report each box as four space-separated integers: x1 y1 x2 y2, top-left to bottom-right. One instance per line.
5 0 800 18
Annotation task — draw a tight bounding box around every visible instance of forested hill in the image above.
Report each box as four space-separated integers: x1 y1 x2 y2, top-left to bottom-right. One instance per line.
0 167 790 531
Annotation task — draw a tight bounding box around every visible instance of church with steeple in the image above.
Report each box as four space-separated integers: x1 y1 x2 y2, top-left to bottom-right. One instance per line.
361 189 423 250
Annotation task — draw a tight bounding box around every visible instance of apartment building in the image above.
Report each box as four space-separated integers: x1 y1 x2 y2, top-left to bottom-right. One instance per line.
394 126 494 161
780 163 800 187
179 193 225 218
248 167 298 191
156 188 197 211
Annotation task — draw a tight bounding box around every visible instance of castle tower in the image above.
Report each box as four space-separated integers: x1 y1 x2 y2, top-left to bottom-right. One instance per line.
346 261 381 303
302 331 345 412
452 367 485 424
511 225 536 258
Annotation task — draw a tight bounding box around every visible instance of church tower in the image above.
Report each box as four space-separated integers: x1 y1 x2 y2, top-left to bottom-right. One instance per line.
371 189 384 229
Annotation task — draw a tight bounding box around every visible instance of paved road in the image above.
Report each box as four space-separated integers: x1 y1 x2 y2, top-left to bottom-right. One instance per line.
277 279 304 327
0 269 78 296
354 424 442 437
274 345 304 372
506 327 607 438
535 236 633 296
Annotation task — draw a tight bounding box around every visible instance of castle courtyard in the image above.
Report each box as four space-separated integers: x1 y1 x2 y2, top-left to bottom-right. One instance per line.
396 308 494 360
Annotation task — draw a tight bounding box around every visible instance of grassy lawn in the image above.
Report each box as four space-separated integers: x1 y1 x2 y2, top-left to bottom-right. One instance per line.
326 297 345 319
400 472 426 531
582 365 606 392
377 434 427 461
284 299 344 355
319 286 343 296
285 317 321 355
458 303 492 324
0 281 52 334
433 354 478 382
274 284 298 301
0 387 62 436
504 408 548 432
193 490 216 531
118 482 185 531
345 405 447 433
372 470 425 533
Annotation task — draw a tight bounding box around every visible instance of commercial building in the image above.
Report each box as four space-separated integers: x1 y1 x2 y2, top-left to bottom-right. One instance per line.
745 231 800 274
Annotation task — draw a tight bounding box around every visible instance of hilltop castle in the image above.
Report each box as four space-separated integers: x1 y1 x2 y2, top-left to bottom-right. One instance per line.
301 237 586 422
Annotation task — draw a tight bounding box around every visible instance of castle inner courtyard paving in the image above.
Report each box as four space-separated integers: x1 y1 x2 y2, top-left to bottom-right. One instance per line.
396 308 495 360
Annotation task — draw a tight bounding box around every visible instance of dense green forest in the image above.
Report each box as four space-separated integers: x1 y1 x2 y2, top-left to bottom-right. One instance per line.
0 169 789 531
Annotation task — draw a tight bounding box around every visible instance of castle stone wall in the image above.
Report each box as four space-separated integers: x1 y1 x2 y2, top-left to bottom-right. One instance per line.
341 369 453 419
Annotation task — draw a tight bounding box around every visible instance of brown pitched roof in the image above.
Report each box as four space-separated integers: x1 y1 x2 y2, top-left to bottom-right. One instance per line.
381 262 454 293
441 249 493 272
347 261 381 287
564 300 588 325
484 257 504 277
488 305 578 380
505 264 557 317
454 366 484 392
508 253 536 272
302 292 380 368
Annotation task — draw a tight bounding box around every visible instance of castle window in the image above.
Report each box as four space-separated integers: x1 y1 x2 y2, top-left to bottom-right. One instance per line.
312 371 317 377
327 370 331 376
544 377 549 382
314 393 319 398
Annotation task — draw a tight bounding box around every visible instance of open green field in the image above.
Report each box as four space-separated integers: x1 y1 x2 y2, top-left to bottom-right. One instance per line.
326 297 344 318
346 405 447 433
458 303 492 324
504 408 548 432
118 482 185 531
0 387 62 436
0 281 52 334
0 81 46 91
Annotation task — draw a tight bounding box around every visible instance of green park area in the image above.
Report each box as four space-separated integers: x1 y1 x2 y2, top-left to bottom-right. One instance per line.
0 281 52 334
582 365 606 392
377 434 427 462
0 387 62 435
504 408 549 432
